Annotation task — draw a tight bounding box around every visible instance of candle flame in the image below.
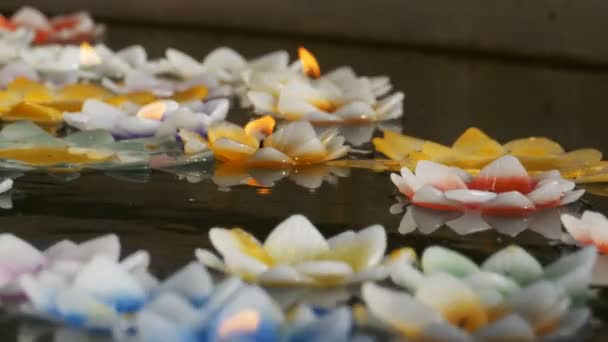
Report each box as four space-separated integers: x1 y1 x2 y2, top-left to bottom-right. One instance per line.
79 42 101 67
218 309 261 338
245 115 276 138
298 46 320 79
136 101 166 121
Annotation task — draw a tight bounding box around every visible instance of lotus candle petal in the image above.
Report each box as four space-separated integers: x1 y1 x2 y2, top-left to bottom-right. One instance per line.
360 245 595 340
201 47 291 84
196 214 401 287
64 97 228 139
0 233 150 299
179 117 349 168
0 29 33 65
126 276 356 342
0 121 155 171
4 7 104 45
374 127 603 175
391 155 584 216
562 210 608 253
247 74 404 123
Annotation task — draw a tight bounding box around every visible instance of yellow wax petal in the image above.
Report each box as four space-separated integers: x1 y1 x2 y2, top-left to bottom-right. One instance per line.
2 102 63 123
420 141 461 164
558 148 603 168
42 101 84 113
171 85 208 103
562 160 608 183
7 77 47 94
22 88 53 103
0 147 111 166
372 130 425 161
58 84 110 101
0 91 21 112
451 127 505 158
105 92 157 106
211 144 256 164
230 228 275 266
504 137 564 157
208 122 258 149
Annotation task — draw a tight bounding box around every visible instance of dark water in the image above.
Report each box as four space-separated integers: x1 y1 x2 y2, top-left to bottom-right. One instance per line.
2 21 608 340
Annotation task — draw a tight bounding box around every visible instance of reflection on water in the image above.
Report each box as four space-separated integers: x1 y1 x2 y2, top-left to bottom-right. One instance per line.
393 200 583 240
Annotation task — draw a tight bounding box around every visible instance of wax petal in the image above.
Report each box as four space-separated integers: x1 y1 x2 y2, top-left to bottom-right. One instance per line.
543 246 597 299
55 234 120 263
247 147 293 167
247 91 276 113
473 314 534 341
444 189 496 205
0 234 45 288
561 214 591 243
195 248 227 272
452 127 504 157
157 262 213 305
294 261 353 286
481 246 543 285
333 101 375 121
526 180 563 207
209 228 272 277
72 256 146 312
55 289 119 330
507 281 570 333
412 184 462 211
504 137 564 156
390 263 425 292
415 160 467 191
469 155 533 193
421 246 479 277
263 215 329 264
258 265 309 286
321 224 386 272
481 191 536 216
135 310 197 342
361 282 441 337
145 292 200 325
415 273 488 331
286 307 351 342
375 92 404 120
203 285 283 341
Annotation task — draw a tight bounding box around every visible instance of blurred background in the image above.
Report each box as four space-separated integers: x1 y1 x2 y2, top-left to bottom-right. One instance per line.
2 0 608 65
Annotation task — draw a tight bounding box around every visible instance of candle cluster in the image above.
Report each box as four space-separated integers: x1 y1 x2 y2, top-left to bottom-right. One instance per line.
0 215 597 341
0 8 604 341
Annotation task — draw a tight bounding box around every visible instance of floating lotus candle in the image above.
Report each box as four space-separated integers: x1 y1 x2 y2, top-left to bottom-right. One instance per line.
126 279 356 342
561 210 608 253
196 214 401 287
374 127 603 174
64 97 229 139
246 48 403 124
0 233 141 298
361 245 596 340
0 77 113 124
2 7 104 44
0 121 154 171
179 117 350 168
189 47 292 84
391 155 584 216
